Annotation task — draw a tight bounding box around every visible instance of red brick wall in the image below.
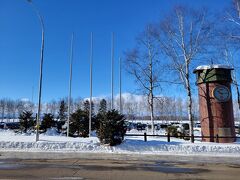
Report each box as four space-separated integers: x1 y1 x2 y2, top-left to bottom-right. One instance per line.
198 82 236 143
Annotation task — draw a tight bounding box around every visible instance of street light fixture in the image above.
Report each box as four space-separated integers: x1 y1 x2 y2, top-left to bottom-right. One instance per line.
26 0 45 142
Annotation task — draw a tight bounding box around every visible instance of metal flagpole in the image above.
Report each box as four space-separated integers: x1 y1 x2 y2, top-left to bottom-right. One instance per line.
67 32 74 137
89 32 93 137
31 86 34 103
119 57 122 114
111 32 114 110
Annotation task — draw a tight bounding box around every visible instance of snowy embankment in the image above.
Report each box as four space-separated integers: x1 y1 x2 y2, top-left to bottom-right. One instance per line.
0 129 240 157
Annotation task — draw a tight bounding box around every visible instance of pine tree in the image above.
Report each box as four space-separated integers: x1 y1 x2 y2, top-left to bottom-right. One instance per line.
19 110 34 133
83 100 94 115
96 109 126 146
58 100 67 121
69 109 89 137
83 100 90 113
99 99 107 115
41 113 55 132
57 100 67 132
83 100 96 131
96 99 107 130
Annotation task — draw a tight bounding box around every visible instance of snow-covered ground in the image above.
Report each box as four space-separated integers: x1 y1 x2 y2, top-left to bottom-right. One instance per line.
0 129 240 157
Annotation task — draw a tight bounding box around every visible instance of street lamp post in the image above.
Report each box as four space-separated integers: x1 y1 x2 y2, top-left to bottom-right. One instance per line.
27 0 45 142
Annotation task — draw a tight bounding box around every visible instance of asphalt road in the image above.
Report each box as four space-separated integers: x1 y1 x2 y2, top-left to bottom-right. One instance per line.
0 152 240 180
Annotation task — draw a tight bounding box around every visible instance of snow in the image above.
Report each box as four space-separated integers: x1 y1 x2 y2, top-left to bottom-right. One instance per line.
0 129 240 157
194 64 233 71
44 128 60 136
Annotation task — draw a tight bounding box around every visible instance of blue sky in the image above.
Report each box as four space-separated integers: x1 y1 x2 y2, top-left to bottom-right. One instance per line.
0 0 231 102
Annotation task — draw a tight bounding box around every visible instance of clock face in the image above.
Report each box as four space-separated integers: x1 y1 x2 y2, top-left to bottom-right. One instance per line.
212 85 231 102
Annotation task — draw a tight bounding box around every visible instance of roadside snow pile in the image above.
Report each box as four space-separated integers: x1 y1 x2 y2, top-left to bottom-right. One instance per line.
116 139 240 156
43 128 60 136
0 129 240 156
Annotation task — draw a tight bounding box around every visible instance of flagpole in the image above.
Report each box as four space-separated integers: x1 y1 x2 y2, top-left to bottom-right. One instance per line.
119 57 122 114
111 32 114 110
67 32 74 137
89 32 93 137
31 86 34 103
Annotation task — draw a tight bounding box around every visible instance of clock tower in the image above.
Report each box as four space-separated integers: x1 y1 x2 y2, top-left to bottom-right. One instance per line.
194 65 236 143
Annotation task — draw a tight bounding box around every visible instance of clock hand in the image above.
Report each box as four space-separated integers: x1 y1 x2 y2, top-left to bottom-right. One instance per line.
217 91 223 95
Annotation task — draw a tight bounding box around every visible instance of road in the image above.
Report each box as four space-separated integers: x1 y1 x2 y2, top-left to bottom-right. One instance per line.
0 152 240 180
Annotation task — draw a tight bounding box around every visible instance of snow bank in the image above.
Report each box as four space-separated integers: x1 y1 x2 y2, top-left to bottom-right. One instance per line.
0 129 240 156
44 128 60 136
116 139 240 156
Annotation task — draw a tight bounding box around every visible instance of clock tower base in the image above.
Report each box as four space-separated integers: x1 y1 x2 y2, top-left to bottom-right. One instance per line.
194 65 236 143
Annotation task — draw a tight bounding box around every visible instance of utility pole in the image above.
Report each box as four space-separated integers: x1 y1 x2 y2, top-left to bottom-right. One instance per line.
89 32 93 137
26 0 45 142
111 32 114 110
67 33 74 137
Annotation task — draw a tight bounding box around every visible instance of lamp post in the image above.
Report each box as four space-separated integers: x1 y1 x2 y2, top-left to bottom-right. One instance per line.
26 0 45 142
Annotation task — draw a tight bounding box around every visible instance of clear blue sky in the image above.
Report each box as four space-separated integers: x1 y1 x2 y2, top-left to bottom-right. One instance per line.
0 0 231 102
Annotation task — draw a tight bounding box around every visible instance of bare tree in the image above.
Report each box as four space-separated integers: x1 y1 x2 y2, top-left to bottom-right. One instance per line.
0 99 6 122
115 95 125 114
220 0 240 109
220 42 240 109
154 96 164 121
16 100 25 116
15 99 34 117
6 99 15 121
227 0 240 27
158 6 213 142
191 97 199 121
176 97 184 121
235 0 240 18
125 25 163 134
123 94 136 121
45 102 51 114
233 99 240 120
72 98 83 112
137 96 148 119
162 97 174 121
